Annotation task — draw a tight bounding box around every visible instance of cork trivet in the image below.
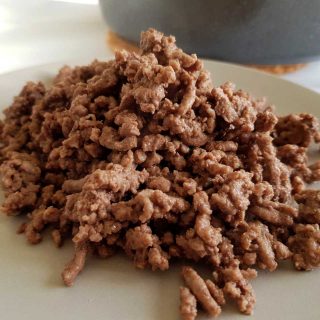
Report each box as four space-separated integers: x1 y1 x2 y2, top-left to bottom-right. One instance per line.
107 31 306 75
107 31 140 54
247 63 306 74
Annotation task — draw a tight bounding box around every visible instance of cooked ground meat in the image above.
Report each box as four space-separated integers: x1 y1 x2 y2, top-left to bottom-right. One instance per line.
182 266 222 317
288 224 320 270
274 113 320 147
180 287 197 320
1 28 320 319
62 242 89 286
295 189 320 223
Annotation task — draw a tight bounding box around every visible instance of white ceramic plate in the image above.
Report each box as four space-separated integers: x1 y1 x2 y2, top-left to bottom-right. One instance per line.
1 59 320 320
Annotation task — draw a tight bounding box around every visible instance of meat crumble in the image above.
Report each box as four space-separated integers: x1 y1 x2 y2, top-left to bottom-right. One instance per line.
1 29 320 319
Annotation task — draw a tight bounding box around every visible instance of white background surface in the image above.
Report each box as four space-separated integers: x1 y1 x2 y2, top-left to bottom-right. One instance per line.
1 0 320 92
0 0 111 73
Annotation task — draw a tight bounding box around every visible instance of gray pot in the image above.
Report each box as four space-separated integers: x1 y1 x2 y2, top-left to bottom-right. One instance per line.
99 0 320 64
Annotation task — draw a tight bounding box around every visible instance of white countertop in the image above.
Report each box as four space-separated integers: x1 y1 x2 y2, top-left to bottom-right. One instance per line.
1 0 320 93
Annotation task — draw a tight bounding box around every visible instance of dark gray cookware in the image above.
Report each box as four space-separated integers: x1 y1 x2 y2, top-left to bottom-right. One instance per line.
99 0 320 64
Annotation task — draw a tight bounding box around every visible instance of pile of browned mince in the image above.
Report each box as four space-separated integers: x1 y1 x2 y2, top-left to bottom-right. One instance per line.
1 29 320 319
